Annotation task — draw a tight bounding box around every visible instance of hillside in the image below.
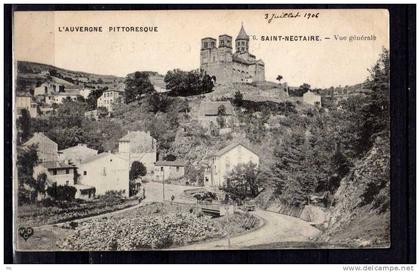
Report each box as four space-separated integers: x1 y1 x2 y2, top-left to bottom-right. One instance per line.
16 61 124 93
318 135 390 247
127 71 166 91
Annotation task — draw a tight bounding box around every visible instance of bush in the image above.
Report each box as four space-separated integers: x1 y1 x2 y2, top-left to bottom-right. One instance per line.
47 185 77 201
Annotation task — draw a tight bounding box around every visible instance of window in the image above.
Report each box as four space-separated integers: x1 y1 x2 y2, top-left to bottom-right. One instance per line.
66 169 70 174
161 167 164 171
66 181 69 186
176 166 180 172
204 42 208 48
83 171 87 175
52 170 57 175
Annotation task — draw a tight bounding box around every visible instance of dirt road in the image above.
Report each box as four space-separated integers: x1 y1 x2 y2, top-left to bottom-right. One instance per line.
142 181 198 204
176 209 321 250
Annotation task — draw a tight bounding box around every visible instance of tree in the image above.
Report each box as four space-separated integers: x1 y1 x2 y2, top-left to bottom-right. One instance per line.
164 69 214 96
223 162 260 200
17 108 32 143
129 161 147 196
49 69 58 77
34 173 48 200
233 91 243 107
129 161 147 181
124 71 156 104
86 88 105 110
17 145 38 204
47 184 77 201
300 83 311 93
217 104 226 115
276 75 283 83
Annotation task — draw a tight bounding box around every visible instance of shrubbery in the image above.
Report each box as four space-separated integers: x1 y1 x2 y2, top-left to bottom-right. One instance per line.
47 184 77 201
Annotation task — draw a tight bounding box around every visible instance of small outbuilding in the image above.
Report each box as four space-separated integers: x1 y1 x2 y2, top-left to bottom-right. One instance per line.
154 160 186 181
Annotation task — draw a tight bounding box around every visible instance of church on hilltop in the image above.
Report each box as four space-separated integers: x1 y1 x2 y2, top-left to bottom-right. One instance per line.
200 24 265 84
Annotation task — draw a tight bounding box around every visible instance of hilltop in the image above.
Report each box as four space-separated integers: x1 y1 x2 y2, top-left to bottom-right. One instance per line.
16 61 124 93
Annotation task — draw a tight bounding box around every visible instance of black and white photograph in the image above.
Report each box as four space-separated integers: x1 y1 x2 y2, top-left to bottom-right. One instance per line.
10 7 394 253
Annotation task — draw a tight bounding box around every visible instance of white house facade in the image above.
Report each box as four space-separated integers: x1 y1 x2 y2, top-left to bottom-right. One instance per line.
78 152 130 197
16 95 38 118
33 161 77 186
154 160 186 181
97 90 122 112
204 143 259 188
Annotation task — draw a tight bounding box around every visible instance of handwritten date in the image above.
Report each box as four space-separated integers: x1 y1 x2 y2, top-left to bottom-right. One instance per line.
265 12 319 23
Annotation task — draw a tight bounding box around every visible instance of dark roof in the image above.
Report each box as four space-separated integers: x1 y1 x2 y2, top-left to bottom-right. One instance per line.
199 101 234 116
202 37 216 40
219 34 232 38
210 142 258 158
236 24 249 40
40 161 76 169
155 160 186 167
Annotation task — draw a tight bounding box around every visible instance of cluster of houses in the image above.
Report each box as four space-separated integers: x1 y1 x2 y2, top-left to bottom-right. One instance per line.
23 131 185 200
22 128 261 200
16 82 93 118
15 79 126 119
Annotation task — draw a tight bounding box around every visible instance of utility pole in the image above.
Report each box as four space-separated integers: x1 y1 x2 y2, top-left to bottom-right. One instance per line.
226 204 231 249
162 167 165 203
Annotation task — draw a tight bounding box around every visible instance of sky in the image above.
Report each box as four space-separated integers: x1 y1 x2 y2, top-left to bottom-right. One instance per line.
14 9 389 88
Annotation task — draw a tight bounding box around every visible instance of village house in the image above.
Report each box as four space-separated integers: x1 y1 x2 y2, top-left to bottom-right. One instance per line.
197 101 235 129
154 160 186 181
303 91 322 106
33 82 64 96
97 89 123 112
33 161 77 186
78 152 130 197
16 94 38 118
58 143 98 166
204 142 259 188
45 91 81 105
118 130 157 174
23 132 58 162
84 109 99 120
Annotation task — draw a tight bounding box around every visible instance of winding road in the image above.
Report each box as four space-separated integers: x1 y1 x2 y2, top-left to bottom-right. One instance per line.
176 208 321 250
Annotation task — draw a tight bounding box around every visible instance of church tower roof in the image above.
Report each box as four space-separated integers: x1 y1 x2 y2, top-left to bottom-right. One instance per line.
236 24 249 40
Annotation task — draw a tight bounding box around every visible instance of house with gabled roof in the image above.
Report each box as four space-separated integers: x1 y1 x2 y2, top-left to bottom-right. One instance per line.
154 160 186 181
204 142 259 188
23 132 58 162
33 161 77 187
58 143 98 166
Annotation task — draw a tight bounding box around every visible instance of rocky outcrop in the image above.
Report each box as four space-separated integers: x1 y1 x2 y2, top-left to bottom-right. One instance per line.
319 136 390 248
